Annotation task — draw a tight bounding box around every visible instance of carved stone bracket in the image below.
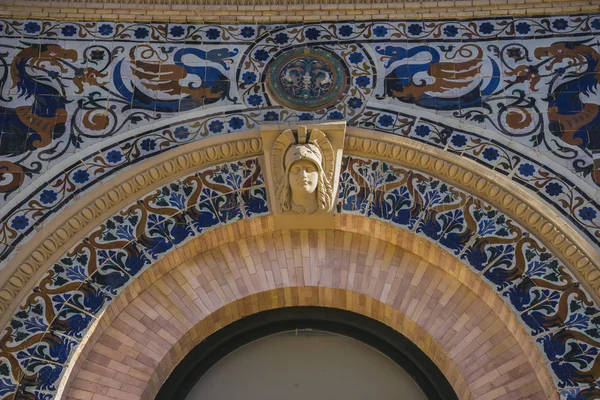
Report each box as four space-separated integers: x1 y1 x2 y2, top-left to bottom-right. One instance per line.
261 122 346 230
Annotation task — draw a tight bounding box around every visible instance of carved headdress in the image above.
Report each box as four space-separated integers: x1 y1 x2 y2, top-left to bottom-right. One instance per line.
272 126 335 214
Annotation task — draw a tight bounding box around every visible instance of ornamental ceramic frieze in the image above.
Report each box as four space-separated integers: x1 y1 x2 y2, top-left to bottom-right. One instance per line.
0 105 597 278
0 157 268 399
0 17 598 202
0 18 596 192
0 17 598 278
353 105 600 253
336 155 600 394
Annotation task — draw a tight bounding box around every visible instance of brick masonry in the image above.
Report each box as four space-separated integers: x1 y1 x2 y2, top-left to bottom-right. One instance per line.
0 0 598 22
62 216 555 400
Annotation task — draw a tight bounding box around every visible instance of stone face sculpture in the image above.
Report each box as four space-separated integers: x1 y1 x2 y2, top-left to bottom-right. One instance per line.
272 126 334 214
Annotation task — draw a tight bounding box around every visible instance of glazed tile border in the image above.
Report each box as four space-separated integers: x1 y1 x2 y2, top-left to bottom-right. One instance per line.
354 105 600 254
337 155 600 398
0 105 597 275
1 154 599 399
0 156 268 399
0 106 264 267
0 16 598 207
1 16 599 42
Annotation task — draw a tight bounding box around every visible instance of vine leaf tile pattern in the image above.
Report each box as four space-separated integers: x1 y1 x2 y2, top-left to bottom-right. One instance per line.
0 157 268 400
2 154 600 399
337 156 600 397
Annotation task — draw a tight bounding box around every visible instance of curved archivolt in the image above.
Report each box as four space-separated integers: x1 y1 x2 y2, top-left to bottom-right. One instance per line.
0 132 599 399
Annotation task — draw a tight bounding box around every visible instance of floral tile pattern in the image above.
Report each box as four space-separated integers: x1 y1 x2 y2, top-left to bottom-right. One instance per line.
338 155 600 392
0 14 599 399
0 157 268 399
353 108 600 255
0 151 598 397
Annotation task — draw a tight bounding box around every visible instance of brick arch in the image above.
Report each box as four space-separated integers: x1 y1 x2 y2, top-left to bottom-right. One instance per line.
62 219 555 400
4 130 598 399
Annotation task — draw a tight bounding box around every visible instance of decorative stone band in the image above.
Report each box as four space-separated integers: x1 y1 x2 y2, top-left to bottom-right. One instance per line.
344 130 600 300
0 133 262 324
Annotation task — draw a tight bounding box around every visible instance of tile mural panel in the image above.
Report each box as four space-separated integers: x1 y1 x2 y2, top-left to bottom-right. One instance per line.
0 16 599 270
0 154 599 399
0 14 599 399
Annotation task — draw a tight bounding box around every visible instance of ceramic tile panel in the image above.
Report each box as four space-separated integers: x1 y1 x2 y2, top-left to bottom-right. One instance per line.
0 157 268 399
0 14 599 398
337 155 600 391
0 16 599 270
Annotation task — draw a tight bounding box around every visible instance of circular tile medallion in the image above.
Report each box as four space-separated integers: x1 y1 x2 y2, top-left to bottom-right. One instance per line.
265 47 348 111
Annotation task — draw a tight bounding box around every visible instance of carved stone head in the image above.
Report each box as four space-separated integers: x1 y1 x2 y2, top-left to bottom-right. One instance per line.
272 126 334 214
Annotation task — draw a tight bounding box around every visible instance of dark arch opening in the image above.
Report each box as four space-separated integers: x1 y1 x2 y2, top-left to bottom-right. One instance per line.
156 306 459 400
